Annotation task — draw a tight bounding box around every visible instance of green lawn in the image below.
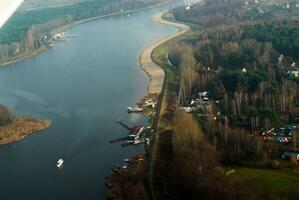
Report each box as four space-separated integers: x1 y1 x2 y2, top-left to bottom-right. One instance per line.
227 167 299 198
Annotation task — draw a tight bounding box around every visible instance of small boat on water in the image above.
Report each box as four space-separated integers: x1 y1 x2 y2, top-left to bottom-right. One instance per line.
127 106 143 113
133 139 144 145
57 159 64 168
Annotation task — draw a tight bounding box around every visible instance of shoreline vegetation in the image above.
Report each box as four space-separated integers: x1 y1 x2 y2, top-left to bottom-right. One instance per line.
106 10 190 200
0 104 51 145
0 0 169 67
0 116 51 145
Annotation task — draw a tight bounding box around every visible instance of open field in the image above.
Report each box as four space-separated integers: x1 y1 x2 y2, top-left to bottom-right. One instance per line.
227 167 299 198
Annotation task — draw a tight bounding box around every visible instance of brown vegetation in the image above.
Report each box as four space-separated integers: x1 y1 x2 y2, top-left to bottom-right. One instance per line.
106 153 150 200
0 104 12 126
0 104 51 144
0 116 51 144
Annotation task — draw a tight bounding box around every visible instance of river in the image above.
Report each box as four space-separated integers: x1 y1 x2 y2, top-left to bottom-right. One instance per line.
0 3 177 200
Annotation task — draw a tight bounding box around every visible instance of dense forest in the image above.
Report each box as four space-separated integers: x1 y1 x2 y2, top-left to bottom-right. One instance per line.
0 0 166 63
147 0 299 199
20 0 86 10
171 0 299 131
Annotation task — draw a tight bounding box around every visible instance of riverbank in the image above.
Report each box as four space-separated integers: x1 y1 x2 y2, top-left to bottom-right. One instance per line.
139 12 189 95
106 10 191 199
0 116 51 144
106 153 149 200
0 0 170 67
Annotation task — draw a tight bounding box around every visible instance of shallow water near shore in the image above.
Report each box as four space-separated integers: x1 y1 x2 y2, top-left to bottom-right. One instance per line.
0 3 177 200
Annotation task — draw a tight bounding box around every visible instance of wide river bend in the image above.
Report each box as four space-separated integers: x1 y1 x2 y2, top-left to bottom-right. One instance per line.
0 4 177 200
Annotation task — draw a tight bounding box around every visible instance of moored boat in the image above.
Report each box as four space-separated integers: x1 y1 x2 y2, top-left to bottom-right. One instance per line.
127 106 144 113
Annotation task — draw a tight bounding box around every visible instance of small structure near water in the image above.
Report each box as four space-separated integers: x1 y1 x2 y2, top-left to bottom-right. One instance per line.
43 32 79 47
127 106 143 113
127 96 157 113
110 121 161 148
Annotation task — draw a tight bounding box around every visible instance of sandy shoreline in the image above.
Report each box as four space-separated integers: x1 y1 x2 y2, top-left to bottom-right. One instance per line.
139 12 190 95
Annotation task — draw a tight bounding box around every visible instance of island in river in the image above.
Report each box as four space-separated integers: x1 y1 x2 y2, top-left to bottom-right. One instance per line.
0 102 51 144
0 116 51 145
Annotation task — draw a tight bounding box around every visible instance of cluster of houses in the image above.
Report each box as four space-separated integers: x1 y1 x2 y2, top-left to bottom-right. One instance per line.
184 2 192 10
180 91 228 123
278 54 299 80
288 69 299 80
270 1 299 12
253 125 299 161
282 0 299 9
179 90 299 161
260 125 298 143
127 98 157 114
42 33 79 48
180 91 212 115
42 33 66 47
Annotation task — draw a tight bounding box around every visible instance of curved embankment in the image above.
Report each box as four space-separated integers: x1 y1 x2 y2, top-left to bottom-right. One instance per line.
139 12 189 95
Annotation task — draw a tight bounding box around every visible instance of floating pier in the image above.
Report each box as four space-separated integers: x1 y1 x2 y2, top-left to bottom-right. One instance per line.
110 136 129 143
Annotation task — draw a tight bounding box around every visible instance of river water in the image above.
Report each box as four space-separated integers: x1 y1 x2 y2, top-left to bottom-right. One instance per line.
0 4 177 200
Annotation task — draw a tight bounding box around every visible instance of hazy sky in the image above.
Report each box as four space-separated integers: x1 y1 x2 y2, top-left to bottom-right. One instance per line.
0 0 24 28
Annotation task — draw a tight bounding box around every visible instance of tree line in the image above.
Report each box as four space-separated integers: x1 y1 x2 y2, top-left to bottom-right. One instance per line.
0 0 166 62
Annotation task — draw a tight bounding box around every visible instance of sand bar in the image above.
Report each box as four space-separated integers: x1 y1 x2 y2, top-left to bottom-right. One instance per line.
139 12 190 94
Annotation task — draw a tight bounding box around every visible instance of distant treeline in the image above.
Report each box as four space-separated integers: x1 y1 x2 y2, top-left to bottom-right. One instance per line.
0 0 115 44
243 23 299 61
0 0 166 62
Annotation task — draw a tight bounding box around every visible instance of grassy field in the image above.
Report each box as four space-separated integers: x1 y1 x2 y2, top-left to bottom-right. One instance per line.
226 167 299 198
